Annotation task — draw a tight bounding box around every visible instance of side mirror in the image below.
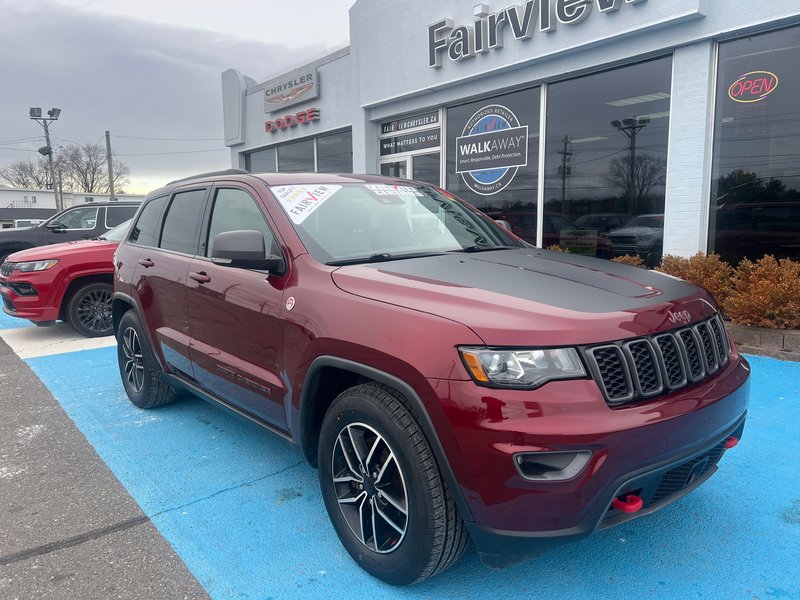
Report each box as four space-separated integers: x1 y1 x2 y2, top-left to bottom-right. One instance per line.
211 230 285 273
494 219 512 232
46 221 66 231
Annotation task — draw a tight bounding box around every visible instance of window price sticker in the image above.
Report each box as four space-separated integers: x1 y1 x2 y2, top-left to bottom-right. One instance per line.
271 185 341 224
366 184 425 199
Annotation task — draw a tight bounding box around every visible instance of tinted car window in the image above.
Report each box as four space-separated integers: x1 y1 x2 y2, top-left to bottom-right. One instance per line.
106 205 138 227
129 196 168 247
159 189 207 254
206 188 278 257
50 206 98 230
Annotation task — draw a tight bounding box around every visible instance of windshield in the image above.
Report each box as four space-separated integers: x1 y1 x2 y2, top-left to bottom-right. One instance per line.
623 215 664 229
99 219 132 242
269 182 522 264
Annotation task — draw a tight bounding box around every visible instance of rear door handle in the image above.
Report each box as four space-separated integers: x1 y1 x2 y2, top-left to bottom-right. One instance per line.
138 258 154 268
189 271 211 284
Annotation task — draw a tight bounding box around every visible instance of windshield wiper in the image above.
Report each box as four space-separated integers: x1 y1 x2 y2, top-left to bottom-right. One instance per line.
326 251 445 266
452 244 520 253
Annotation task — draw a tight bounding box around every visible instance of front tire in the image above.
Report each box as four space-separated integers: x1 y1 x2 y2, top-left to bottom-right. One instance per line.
318 383 468 585
116 309 179 409
67 282 114 337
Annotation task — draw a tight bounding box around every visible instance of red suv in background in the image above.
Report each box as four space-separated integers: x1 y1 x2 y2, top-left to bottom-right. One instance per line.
113 171 750 585
0 220 130 337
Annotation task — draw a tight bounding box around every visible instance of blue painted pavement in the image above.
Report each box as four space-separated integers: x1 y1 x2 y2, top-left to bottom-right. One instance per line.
24 349 800 599
0 309 35 329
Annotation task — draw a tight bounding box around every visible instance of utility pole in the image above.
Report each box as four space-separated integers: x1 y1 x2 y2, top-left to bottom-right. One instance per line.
557 136 573 214
29 107 62 211
610 117 650 215
105 130 115 201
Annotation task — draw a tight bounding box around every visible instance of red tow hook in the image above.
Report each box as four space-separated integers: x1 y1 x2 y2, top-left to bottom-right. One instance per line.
612 494 643 513
724 436 739 449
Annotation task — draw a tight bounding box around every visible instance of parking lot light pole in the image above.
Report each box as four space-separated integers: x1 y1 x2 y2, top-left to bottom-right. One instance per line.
30 107 63 211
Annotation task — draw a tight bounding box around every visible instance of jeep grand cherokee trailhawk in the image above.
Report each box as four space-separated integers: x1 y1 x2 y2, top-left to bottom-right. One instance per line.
112 170 750 585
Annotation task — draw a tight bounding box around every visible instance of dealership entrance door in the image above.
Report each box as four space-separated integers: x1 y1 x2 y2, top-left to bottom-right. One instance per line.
380 152 440 186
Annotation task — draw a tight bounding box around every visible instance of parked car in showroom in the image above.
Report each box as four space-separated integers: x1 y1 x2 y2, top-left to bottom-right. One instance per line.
607 213 665 266
112 171 749 585
0 220 131 337
0 201 139 263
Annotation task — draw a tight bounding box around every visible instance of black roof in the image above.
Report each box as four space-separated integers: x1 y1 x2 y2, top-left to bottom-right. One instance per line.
0 207 57 220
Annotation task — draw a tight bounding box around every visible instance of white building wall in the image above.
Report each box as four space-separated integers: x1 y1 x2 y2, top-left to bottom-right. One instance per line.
662 41 716 257
0 188 144 210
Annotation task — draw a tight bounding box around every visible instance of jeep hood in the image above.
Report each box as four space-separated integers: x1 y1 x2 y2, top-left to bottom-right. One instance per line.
5 239 117 263
331 249 716 346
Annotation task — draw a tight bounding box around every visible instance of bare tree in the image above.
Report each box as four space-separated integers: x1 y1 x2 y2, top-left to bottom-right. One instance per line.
0 158 53 189
59 143 130 193
607 153 666 213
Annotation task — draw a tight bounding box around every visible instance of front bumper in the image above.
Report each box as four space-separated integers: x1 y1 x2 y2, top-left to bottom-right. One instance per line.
428 352 750 563
0 275 61 322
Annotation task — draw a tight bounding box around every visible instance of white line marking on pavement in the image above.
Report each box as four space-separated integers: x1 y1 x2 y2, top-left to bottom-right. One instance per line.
0 323 116 359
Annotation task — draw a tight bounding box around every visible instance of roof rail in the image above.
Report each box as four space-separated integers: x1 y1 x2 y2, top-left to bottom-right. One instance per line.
167 169 249 185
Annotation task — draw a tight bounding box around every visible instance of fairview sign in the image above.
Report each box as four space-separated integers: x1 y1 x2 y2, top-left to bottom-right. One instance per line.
429 0 647 68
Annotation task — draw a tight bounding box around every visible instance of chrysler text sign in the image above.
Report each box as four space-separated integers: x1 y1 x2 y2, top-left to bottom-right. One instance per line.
263 67 319 112
456 105 528 195
429 0 647 68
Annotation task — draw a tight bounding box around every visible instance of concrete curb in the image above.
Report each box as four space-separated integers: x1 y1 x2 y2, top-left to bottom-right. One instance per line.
726 322 800 362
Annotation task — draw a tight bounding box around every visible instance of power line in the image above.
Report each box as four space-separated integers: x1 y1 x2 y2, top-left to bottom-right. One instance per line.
113 134 224 141
116 148 229 156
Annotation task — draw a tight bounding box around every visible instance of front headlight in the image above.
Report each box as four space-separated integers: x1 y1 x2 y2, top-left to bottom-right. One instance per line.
459 347 586 388
15 260 59 272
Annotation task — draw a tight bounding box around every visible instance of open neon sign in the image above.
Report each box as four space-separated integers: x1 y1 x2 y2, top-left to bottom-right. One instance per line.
728 71 779 103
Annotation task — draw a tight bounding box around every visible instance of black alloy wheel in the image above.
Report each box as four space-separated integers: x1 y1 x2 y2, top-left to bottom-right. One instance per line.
318 383 468 585
116 309 179 409
67 282 114 337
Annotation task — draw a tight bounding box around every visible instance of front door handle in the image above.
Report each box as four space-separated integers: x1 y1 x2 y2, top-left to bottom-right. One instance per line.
189 271 211 284
138 258 154 268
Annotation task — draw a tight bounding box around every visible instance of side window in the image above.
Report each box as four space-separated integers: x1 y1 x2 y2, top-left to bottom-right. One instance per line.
50 206 98 230
129 196 168 246
106 205 137 228
160 189 207 255
206 188 278 257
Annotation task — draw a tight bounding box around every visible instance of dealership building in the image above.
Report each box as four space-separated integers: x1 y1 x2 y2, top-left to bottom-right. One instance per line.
222 0 800 265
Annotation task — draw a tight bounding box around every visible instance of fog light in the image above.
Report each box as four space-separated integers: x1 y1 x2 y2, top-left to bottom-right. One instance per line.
513 450 592 481
10 282 37 296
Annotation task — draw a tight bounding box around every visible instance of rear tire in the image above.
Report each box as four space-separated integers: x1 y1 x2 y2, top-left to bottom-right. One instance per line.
318 383 468 585
67 282 114 337
116 309 179 409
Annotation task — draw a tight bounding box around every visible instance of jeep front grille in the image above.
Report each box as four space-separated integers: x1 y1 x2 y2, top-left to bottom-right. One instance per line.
585 315 730 407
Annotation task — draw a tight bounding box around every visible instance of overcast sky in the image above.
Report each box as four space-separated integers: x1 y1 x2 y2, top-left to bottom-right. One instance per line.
0 0 354 193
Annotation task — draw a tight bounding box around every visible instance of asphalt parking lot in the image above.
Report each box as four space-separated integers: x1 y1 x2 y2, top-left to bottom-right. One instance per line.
1 310 799 599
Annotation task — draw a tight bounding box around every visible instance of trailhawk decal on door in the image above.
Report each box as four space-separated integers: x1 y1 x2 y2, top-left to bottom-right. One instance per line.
271 185 341 224
455 104 528 196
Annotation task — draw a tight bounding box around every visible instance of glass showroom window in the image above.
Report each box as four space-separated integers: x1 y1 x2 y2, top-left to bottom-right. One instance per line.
278 138 315 173
709 26 800 264
247 147 276 172
544 57 672 265
317 130 353 173
445 88 540 245
246 130 353 174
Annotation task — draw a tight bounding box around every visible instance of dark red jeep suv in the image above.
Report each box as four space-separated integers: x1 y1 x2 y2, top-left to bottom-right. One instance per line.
112 170 750 585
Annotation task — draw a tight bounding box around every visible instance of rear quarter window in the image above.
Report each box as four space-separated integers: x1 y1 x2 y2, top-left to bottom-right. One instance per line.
129 196 168 247
106 205 138 228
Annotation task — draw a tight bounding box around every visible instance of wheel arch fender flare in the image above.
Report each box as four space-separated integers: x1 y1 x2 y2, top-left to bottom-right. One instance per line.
112 291 169 373
299 355 474 523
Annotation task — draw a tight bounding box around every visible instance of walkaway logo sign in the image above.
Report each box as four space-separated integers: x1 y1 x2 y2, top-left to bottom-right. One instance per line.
456 104 528 195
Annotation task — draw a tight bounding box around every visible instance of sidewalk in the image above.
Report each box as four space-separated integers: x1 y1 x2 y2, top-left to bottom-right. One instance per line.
0 336 207 599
